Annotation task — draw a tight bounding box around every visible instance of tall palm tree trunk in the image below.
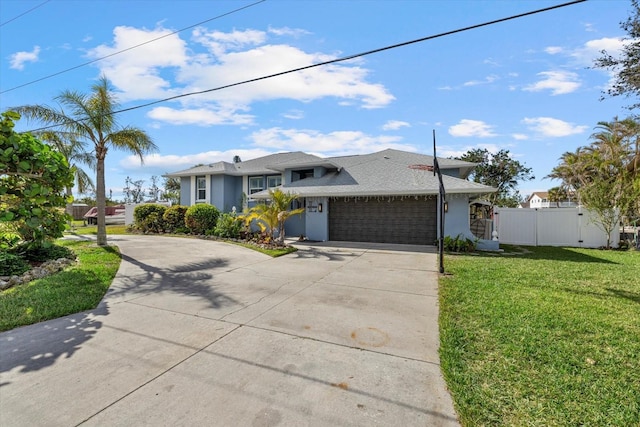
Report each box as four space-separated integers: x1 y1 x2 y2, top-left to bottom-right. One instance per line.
96 151 107 246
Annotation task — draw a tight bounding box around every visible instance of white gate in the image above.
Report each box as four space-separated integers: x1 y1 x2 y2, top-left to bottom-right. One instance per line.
494 207 617 248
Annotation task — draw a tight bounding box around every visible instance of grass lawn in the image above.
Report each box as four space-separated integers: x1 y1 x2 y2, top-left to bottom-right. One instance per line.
0 240 121 332
439 246 640 426
65 220 128 235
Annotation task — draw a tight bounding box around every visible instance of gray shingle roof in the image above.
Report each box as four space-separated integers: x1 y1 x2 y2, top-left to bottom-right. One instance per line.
166 148 495 196
252 149 496 198
165 151 322 177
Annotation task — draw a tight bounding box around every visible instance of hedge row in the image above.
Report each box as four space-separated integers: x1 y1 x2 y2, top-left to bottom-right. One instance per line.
133 204 242 238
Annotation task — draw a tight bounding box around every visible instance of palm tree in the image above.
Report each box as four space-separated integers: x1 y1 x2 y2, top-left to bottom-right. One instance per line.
243 189 305 244
547 186 567 208
12 76 156 246
38 131 95 199
269 189 305 244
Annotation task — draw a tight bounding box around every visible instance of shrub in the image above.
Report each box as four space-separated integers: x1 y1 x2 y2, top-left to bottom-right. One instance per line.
185 204 220 235
213 213 243 238
134 204 168 233
0 252 30 276
163 205 189 233
443 234 476 252
20 244 76 262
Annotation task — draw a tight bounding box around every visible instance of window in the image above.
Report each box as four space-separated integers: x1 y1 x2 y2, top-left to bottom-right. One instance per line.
249 176 264 194
196 176 206 201
292 169 314 182
267 175 282 188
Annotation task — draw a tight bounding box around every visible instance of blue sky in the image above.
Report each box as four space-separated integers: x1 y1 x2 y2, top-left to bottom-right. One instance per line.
0 0 635 200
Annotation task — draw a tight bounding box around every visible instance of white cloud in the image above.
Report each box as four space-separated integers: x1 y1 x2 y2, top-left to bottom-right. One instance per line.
249 127 417 156
268 26 310 37
147 106 254 126
382 120 410 131
463 74 499 87
522 117 588 137
192 27 266 56
9 46 40 70
88 26 394 116
570 37 627 66
282 109 304 120
438 143 502 159
523 70 581 95
511 133 529 141
120 149 273 170
448 119 497 138
545 46 563 55
87 26 188 101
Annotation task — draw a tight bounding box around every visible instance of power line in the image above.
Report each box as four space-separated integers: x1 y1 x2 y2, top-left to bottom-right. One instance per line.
0 0 266 95
23 0 587 133
0 0 51 27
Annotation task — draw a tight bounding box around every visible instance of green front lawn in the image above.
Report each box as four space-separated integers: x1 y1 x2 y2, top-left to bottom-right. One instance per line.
65 220 129 235
439 246 640 426
0 240 121 332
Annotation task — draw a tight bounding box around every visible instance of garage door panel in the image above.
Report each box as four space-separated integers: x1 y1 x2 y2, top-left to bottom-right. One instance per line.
329 198 437 245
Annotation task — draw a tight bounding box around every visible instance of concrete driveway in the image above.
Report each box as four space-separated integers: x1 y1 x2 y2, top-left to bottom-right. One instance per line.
0 236 458 426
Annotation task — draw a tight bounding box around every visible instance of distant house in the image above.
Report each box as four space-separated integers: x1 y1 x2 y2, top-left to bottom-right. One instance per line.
166 149 498 248
83 205 125 225
523 191 578 209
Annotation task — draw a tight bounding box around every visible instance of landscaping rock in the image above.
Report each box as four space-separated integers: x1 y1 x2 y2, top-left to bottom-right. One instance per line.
0 258 77 292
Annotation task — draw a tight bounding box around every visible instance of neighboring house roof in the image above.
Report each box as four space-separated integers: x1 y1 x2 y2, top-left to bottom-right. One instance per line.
166 152 322 177
527 191 549 201
251 149 495 198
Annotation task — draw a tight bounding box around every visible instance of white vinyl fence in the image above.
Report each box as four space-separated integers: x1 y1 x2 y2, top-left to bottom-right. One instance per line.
494 207 617 248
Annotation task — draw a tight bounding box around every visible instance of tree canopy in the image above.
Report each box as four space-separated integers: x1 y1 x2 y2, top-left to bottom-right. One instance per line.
593 0 640 110
0 111 74 248
455 148 534 207
547 117 640 247
12 76 156 246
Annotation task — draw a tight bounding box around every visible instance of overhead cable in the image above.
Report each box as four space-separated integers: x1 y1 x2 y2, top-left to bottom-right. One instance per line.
23 0 587 133
0 0 266 95
0 0 51 28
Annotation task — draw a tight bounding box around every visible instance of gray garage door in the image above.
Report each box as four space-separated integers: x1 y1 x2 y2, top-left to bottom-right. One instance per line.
329 197 437 245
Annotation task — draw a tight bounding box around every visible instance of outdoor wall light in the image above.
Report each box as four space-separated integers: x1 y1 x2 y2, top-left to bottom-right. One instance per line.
318 203 323 212
444 201 448 213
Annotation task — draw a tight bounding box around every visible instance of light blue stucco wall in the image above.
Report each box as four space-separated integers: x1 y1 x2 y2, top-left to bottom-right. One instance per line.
442 195 498 250
285 202 306 237
304 197 328 241
210 175 242 212
180 177 191 206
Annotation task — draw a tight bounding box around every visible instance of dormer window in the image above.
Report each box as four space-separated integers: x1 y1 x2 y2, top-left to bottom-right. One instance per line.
292 169 314 182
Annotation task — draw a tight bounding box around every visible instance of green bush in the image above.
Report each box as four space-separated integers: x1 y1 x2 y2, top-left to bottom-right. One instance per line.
134 204 168 233
185 204 220 235
21 244 76 262
443 234 476 252
213 213 243 238
0 252 30 276
163 205 189 233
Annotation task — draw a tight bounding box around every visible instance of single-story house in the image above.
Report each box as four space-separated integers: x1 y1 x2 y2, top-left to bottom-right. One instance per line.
166 148 498 249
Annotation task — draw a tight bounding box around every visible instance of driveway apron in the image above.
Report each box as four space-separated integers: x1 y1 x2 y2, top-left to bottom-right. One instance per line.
0 235 458 426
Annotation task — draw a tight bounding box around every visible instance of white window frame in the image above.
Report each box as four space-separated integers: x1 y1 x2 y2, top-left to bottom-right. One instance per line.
249 176 264 195
196 176 207 202
267 175 282 189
